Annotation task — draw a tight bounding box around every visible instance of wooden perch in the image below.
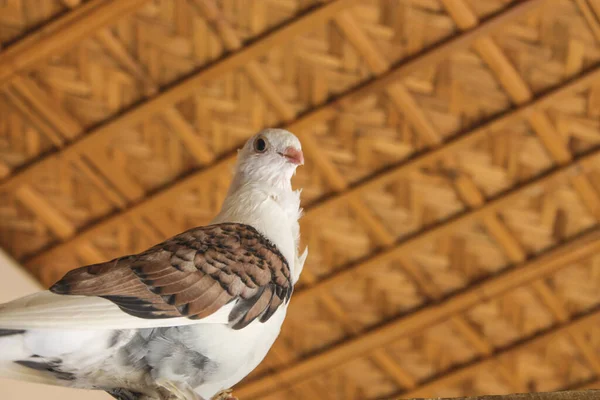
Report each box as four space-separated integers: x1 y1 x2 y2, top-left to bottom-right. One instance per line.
403 390 600 400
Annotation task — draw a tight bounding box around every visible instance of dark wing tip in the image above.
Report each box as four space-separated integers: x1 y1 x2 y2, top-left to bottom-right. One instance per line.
14 360 76 381
49 280 70 295
0 329 25 337
106 388 145 400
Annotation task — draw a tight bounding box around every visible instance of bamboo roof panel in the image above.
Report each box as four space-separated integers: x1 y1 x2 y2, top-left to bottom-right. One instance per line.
1 0 600 399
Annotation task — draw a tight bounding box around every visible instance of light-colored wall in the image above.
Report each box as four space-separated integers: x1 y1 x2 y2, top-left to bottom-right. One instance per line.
0 249 108 400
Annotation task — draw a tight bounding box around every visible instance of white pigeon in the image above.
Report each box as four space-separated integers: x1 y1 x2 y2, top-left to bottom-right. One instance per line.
0 129 309 400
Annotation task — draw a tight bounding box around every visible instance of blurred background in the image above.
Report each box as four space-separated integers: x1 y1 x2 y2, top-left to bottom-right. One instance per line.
1 0 600 399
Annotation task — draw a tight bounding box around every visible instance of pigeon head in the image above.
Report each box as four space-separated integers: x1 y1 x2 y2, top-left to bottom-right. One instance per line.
232 128 304 190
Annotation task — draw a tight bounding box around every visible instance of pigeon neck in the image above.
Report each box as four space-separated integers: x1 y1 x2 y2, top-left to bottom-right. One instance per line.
213 182 301 273
220 180 298 220
227 170 293 196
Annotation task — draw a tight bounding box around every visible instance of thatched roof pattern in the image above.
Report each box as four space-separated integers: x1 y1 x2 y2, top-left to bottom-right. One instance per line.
2 0 600 398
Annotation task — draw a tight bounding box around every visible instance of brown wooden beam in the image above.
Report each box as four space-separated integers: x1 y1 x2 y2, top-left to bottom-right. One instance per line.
402 391 598 400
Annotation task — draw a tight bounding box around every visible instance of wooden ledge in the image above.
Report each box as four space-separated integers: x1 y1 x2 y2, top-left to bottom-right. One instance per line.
402 391 600 400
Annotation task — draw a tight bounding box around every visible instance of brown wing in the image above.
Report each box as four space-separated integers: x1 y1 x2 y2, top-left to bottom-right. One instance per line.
50 223 292 330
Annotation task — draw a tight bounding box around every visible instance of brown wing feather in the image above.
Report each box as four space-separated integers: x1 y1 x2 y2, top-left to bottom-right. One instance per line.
50 223 293 329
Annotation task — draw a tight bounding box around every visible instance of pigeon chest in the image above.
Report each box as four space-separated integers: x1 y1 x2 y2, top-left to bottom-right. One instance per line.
178 304 289 397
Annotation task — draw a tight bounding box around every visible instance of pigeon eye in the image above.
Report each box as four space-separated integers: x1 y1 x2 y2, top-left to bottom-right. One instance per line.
254 137 268 153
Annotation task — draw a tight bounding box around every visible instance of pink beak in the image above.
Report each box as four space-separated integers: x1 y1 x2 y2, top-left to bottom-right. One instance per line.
281 147 304 165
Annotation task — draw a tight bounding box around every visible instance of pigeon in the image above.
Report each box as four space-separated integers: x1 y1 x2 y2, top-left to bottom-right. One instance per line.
0 128 309 400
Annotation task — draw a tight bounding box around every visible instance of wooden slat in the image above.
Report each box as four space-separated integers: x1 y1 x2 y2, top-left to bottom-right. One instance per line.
442 0 533 105
73 157 128 209
578 380 600 390
450 315 494 356
15 186 75 239
568 329 600 376
299 132 348 191
495 359 529 394
0 0 149 86
590 0 600 20
245 61 296 121
235 228 600 398
398 256 444 301
2 87 65 148
195 1 296 121
81 151 146 201
95 29 157 96
371 349 418 390
453 173 486 207
576 0 600 42
0 162 10 179
347 196 396 247
294 380 336 400
75 242 106 265
162 108 215 164
527 110 573 165
440 0 478 30
333 11 389 74
570 172 600 222
482 214 527 264
10 76 82 139
445 0 533 104
61 0 83 7
473 37 533 104
450 170 527 264
270 344 334 400
387 84 443 146
531 278 600 377
319 292 360 335
192 0 243 51
531 280 570 323
270 341 297 365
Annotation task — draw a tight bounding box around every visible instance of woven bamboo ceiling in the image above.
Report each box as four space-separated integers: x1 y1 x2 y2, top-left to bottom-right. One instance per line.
2 0 600 399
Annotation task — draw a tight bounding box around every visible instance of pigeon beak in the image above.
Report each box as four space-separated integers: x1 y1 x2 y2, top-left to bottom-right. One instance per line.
281 147 304 165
